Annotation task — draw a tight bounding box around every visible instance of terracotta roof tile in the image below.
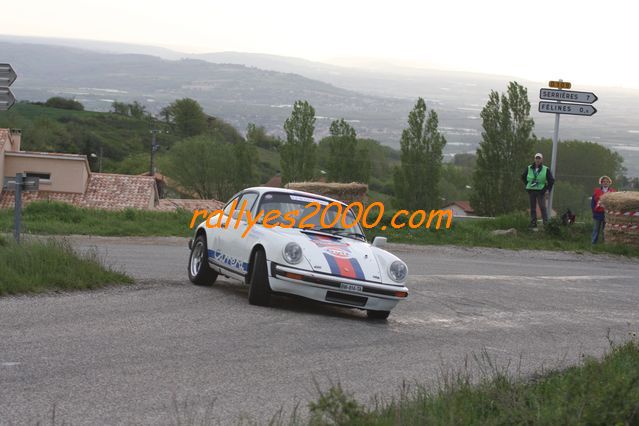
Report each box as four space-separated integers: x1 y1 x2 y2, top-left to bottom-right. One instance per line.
443 201 475 214
156 198 225 212
262 175 282 188
0 173 158 210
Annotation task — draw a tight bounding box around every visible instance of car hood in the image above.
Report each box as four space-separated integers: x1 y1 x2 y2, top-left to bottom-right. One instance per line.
282 229 382 282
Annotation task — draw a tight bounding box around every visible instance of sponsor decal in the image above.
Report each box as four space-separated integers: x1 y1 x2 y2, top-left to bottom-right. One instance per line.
306 234 365 280
208 249 248 273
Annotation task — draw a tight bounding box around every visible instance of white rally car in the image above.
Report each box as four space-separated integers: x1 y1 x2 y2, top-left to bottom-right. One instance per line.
188 187 408 319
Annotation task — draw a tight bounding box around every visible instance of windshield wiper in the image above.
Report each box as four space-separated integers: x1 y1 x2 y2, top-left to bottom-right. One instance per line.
318 228 366 241
317 227 342 234
336 231 367 241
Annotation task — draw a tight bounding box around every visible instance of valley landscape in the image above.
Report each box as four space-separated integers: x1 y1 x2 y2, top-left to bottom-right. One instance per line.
2 35 638 176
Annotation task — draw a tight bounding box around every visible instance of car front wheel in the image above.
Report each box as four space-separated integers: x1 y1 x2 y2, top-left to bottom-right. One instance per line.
366 310 390 320
188 235 218 286
248 249 271 306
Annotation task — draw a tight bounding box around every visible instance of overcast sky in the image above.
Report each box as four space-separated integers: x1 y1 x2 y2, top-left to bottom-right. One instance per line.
4 0 639 89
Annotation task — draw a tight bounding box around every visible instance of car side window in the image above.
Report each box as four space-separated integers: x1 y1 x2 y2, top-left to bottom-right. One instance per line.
231 192 258 220
223 196 240 216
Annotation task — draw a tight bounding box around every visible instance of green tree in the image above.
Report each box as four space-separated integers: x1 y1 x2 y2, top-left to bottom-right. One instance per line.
393 98 447 210
440 163 473 204
246 123 282 151
470 82 535 216
281 100 316 184
162 135 235 200
232 138 259 190
355 141 371 184
453 153 476 169
128 101 147 120
169 98 207 137
209 117 244 144
111 101 129 116
162 134 259 200
324 119 370 183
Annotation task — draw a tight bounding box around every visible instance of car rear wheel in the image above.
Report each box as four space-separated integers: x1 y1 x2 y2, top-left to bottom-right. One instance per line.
367 310 390 320
188 235 218 286
248 249 271 306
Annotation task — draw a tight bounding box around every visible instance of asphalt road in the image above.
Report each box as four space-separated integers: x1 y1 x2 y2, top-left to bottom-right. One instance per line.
1 237 638 425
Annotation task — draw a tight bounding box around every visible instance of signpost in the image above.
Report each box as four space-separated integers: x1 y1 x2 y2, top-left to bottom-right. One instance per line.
538 80 598 214
0 63 16 111
538 101 597 116
0 87 16 111
2 173 40 243
549 80 571 89
539 88 597 104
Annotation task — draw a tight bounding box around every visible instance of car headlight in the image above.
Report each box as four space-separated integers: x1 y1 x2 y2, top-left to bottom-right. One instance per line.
283 242 303 264
389 261 407 282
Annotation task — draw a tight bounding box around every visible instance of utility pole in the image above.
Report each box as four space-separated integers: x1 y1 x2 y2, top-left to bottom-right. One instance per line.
150 129 160 176
99 144 103 173
13 173 22 243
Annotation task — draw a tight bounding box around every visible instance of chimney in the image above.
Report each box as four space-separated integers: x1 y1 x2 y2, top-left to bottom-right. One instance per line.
9 129 21 151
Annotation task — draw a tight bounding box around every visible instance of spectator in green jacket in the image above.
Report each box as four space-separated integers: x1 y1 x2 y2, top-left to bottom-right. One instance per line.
521 153 555 228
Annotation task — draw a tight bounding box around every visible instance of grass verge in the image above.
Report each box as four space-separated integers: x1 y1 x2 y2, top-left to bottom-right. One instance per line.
0 201 194 237
1 202 636 257
307 340 639 425
0 235 133 296
372 212 639 257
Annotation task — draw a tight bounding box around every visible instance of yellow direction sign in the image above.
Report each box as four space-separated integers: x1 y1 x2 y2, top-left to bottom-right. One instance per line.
549 80 571 89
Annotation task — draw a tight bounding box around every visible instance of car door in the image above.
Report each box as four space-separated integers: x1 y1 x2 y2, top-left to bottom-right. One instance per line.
208 193 241 276
216 191 259 278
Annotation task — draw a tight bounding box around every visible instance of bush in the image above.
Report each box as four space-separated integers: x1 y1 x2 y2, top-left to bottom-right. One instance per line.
44 97 85 111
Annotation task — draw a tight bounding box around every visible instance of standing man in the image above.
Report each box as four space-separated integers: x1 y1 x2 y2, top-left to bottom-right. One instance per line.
521 153 555 228
591 175 615 244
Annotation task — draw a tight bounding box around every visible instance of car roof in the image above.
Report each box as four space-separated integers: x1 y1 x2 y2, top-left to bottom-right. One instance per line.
242 186 346 205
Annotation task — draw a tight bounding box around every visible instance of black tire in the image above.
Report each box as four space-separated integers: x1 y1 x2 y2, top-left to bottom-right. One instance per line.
188 235 218 286
367 310 390 320
248 249 271 306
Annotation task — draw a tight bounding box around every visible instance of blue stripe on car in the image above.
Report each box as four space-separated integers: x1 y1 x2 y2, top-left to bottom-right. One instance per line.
323 253 341 276
208 249 248 273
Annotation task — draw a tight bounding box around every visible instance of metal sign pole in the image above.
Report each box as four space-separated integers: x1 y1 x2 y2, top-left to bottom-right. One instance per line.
548 80 562 216
539 80 597 217
14 173 23 243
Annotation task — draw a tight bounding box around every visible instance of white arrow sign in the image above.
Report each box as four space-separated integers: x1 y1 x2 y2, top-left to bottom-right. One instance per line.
0 87 16 111
539 88 598 104
0 63 17 87
538 101 597 116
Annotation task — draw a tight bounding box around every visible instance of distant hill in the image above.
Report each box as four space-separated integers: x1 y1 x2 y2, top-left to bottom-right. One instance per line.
0 40 418 148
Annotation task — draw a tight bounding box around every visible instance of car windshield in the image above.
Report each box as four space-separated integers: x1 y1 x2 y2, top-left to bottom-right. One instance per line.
257 192 365 240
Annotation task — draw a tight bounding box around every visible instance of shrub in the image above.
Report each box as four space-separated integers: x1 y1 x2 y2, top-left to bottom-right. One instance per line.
44 97 85 111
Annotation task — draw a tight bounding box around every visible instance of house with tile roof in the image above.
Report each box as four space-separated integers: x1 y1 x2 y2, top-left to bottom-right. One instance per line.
0 128 159 210
442 201 475 217
1 127 229 212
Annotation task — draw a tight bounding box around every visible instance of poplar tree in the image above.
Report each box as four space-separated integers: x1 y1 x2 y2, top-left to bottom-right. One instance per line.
326 119 359 182
470 82 535 216
393 98 447 210
281 100 316 184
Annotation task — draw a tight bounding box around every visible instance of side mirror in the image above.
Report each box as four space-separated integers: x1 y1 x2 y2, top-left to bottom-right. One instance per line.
372 236 387 247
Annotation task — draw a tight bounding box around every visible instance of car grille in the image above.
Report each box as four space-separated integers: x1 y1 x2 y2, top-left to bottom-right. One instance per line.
325 291 368 307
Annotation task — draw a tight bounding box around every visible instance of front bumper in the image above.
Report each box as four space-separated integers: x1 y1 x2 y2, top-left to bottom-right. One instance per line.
269 262 408 311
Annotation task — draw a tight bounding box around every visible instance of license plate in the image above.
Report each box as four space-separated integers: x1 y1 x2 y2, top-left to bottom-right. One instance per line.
340 283 363 292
